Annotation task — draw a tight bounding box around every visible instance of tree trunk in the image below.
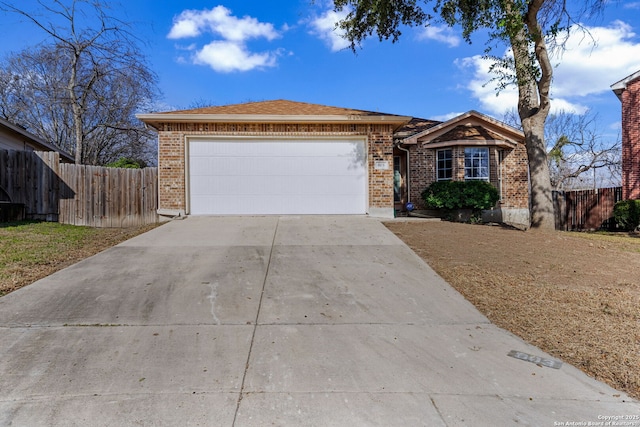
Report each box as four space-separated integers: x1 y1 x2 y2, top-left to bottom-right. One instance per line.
522 115 556 229
508 0 556 230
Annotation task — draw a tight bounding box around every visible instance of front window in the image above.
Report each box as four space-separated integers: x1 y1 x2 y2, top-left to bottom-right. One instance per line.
464 147 489 181
437 149 452 180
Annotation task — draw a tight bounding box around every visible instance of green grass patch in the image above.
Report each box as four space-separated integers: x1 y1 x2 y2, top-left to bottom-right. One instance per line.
0 220 159 296
0 221 98 267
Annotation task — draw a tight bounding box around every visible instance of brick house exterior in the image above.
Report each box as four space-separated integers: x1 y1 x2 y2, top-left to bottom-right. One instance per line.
396 111 529 227
138 100 530 226
612 71 640 200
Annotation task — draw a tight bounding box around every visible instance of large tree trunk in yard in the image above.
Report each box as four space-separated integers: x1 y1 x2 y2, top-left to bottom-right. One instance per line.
511 0 556 231
522 116 555 229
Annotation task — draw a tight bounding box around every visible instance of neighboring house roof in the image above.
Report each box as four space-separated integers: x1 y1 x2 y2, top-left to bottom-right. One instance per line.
611 69 640 100
0 117 74 162
137 99 412 130
400 110 524 149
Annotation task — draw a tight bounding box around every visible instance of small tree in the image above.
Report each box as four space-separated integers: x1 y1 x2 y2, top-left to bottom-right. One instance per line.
545 111 621 190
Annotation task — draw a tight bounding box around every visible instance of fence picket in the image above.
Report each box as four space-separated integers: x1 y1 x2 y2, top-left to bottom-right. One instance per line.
0 149 157 228
553 187 623 231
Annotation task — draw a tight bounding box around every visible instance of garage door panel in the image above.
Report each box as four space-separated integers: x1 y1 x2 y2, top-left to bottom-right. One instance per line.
189 139 367 215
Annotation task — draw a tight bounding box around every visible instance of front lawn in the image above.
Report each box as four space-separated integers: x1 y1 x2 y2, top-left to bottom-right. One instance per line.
0 221 159 296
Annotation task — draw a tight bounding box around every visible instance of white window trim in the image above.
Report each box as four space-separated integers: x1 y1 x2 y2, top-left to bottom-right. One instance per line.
436 148 453 181
464 147 490 181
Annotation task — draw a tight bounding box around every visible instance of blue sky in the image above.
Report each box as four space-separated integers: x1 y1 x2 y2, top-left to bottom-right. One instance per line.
2 0 640 137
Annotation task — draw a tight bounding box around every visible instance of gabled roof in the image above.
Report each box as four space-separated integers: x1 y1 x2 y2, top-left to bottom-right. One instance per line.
137 99 412 130
0 117 74 162
431 125 504 143
400 110 524 149
394 117 441 139
611 70 640 101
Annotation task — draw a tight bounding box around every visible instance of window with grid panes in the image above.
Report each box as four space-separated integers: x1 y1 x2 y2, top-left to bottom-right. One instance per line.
464 147 489 180
437 149 452 180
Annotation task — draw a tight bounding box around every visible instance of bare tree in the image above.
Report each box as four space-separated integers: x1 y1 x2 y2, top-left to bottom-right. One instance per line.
546 111 621 190
0 0 159 165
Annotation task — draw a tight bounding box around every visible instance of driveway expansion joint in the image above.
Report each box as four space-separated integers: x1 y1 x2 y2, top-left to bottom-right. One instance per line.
232 217 279 426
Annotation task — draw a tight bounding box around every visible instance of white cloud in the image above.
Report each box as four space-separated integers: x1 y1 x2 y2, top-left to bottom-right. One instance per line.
167 6 281 73
457 20 640 116
624 2 640 9
552 21 640 97
168 6 279 41
417 25 461 47
309 8 351 52
195 41 277 73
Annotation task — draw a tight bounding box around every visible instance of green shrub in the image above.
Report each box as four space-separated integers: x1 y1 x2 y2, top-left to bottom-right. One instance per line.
105 158 146 169
421 180 499 211
613 199 640 231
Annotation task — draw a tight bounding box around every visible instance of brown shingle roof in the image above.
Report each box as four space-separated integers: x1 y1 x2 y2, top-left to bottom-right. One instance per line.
394 117 441 139
160 99 397 117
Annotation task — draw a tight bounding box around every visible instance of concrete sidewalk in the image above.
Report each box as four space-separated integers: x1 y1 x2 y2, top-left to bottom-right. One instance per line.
0 216 638 426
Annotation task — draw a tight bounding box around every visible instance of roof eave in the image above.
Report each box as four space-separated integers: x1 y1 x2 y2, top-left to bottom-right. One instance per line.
611 69 640 101
137 113 412 130
400 110 524 145
0 117 74 162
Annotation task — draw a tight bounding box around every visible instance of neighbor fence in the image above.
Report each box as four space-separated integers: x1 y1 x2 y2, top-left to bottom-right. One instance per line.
553 187 622 231
0 149 158 227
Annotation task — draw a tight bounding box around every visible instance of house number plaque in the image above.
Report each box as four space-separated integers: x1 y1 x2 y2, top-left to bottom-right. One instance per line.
374 160 390 170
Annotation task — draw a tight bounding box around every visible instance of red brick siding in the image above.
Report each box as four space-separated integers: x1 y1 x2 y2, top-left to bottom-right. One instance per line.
155 122 396 213
621 78 640 200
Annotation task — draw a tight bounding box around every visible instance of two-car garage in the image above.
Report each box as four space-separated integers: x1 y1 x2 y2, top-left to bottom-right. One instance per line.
188 138 367 215
137 100 410 218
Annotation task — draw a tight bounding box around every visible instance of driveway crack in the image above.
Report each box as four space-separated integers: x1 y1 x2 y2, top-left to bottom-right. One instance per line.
232 217 279 426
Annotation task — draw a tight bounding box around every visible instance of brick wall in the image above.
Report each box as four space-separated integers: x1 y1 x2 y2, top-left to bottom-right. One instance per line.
407 143 529 210
621 78 640 200
155 122 396 214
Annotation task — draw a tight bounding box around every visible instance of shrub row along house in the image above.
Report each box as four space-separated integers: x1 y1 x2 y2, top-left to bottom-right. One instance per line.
138 100 530 227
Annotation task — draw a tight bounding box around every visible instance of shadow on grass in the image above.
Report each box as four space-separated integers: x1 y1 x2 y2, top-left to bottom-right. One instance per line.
0 220 44 229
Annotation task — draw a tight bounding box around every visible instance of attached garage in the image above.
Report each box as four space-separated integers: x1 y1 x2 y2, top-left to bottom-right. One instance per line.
137 100 411 219
188 138 367 215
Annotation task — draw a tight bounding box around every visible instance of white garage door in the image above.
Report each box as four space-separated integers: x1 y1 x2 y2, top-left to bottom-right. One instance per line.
188 139 367 215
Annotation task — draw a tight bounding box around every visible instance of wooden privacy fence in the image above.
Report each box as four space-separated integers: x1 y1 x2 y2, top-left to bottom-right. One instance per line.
0 149 158 227
553 187 622 231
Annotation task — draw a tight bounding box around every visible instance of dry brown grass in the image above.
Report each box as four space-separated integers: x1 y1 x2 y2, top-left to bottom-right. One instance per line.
385 220 640 400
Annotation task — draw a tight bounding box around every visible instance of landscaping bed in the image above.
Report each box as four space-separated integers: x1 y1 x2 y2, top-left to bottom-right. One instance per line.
385 220 640 400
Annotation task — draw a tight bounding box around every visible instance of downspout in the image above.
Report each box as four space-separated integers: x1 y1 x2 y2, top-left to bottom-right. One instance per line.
395 143 411 209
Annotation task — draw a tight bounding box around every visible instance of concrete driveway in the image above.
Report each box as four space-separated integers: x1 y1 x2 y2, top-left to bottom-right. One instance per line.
0 216 638 426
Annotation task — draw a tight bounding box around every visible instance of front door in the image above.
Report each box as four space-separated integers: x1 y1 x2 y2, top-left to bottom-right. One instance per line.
393 149 407 212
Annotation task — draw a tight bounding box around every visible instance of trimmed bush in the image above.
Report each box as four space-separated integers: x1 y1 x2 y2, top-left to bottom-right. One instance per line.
421 180 499 211
613 199 640 231
105 157 146 169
